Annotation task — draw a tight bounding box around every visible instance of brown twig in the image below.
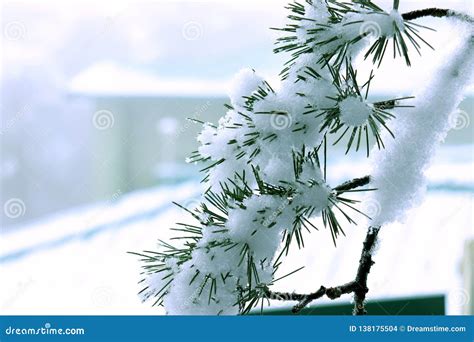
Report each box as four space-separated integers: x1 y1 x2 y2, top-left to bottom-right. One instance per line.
264 226 380 314
402 8 474 24
352 226 380 315
333 176 370 194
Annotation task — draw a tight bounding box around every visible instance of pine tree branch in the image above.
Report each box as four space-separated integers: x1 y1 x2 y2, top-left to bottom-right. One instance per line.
261 5 471 316
263 283 355 314
352 226 380 315
264 226 381 314
393 0 399 11
402 8 474 24
374 100 397 110
333 175 370 194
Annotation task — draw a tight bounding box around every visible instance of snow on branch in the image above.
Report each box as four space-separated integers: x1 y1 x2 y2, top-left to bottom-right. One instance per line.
368 28 473 226
133 0 473 316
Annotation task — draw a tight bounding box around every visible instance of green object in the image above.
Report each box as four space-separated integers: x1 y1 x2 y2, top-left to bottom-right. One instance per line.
253 295 445 315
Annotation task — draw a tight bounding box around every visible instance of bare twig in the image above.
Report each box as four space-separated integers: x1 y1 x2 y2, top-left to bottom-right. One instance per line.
402 8 474 24
333 176 370 194
352 226 380 315
264 226 380 314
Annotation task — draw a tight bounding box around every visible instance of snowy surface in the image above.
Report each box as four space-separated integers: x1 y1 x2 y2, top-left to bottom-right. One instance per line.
1 146 472 315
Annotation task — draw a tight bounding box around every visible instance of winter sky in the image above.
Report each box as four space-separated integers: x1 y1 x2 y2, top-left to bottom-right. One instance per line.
1 0 473 96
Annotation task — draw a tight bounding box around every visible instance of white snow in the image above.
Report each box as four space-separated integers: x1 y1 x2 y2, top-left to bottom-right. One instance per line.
368 28 474 226
339 96 373 127
227 68 265 107
146 3 474 315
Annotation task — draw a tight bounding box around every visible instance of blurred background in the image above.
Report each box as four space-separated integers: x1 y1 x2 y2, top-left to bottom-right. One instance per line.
0 0 473 315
